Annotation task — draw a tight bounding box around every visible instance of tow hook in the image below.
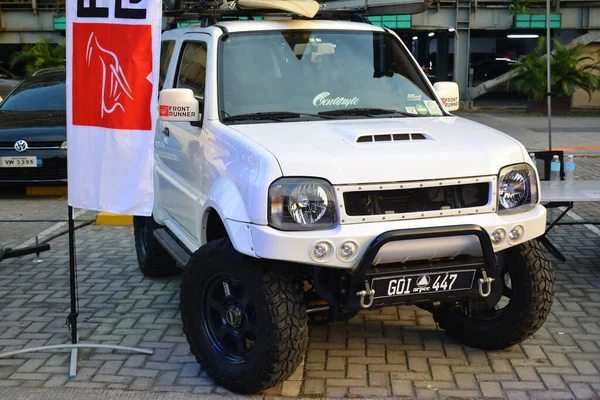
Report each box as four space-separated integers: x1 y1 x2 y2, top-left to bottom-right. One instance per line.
478 270 494 298
356 281 375 308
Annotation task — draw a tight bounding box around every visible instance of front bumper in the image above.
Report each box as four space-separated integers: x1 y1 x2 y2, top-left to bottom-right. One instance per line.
246 204 546 269
0 149 67 184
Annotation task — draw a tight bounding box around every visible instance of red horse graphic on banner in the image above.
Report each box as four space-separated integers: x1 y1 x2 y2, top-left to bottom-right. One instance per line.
72 23 153 130
85 31 135 118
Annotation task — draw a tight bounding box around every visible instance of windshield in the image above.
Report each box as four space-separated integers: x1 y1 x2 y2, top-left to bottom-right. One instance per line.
0 79 66 111
218 30 444 120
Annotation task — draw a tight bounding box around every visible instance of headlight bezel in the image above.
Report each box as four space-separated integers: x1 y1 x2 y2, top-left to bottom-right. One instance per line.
497 163 538 214
268 177 338 231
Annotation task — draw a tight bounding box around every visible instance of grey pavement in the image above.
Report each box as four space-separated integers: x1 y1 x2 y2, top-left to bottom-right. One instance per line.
457 111 600 155
0 114 599 399
0 187 96 250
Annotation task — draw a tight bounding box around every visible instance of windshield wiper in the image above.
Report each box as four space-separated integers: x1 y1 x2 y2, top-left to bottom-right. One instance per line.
222 111 334 122
317 108 416 117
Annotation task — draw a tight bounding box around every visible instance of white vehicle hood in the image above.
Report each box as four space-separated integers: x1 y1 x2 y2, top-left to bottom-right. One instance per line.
228 116 527 184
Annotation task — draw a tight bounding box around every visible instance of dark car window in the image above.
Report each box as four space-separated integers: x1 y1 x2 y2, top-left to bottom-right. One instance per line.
176 41 207 101
159 40 176 91
0 78 66 111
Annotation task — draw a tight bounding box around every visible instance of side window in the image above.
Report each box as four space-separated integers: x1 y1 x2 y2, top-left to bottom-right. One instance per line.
159 40 176 91
176 41 207 102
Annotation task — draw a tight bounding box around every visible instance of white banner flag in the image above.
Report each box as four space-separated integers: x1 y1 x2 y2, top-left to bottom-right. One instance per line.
66 0 161 216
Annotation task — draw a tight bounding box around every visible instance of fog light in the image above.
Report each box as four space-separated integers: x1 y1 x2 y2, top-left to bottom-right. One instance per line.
311 241 333 262
508 225 525 243
338 241 358 262
490 228 506 246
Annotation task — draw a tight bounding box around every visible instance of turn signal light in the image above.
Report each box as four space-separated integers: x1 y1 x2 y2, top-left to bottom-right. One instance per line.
338 241 359 262
508 225 525 243
311 241 333 262
490 228 506 246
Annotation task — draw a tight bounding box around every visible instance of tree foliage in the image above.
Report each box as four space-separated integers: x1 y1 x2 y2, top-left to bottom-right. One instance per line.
10 38 66 76
512 37 600 101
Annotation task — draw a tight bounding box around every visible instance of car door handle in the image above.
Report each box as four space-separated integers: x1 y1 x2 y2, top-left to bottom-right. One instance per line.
162 127 170 136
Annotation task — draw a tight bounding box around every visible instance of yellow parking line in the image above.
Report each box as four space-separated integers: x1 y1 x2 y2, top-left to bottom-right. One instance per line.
95 212 133 226
26 186 68 196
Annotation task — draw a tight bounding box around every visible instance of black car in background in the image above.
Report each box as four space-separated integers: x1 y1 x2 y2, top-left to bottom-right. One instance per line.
0 69 67 184
0 65 21 99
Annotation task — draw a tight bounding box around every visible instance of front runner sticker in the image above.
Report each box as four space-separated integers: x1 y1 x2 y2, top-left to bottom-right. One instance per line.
405 106 417 115
415 103 429 115
424 100 442 116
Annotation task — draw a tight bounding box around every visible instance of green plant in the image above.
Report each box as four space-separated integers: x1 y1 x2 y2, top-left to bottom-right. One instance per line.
511 37 600 101
508 0 530 15
10 37 66 76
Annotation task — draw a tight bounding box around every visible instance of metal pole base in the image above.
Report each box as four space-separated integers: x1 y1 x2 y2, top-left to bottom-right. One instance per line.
0 343 153 379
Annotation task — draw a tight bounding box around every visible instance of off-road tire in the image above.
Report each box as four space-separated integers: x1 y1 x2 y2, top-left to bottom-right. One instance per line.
133 216 179 277
180 238 309 394
433 238 554 350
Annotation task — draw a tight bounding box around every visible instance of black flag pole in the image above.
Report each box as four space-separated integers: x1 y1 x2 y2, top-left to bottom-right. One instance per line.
546 0 552 150
68 205 78 347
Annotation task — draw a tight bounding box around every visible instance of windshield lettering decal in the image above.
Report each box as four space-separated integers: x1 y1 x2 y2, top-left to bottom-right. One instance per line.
405 106 418 115
415 103 429 116
313 92 359 108
407 93 422 101
424 100 442 116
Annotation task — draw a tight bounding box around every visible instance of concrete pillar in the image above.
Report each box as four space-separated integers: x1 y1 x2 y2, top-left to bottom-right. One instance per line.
436 33 449 82
454 30 471 108
417 33 428 66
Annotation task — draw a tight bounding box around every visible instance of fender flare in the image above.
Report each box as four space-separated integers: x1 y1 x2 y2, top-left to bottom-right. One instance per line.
201 177 256 257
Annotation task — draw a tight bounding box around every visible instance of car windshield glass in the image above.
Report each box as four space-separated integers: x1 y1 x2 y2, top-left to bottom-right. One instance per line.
0 79 66 111
218 30 444 120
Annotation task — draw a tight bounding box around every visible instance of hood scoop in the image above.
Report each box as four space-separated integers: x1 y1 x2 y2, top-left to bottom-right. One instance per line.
356 133 429 143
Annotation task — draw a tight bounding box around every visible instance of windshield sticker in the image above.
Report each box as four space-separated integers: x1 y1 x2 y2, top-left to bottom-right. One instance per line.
415 103 429 115
405 106 418 115
424 100 442 116
313 92 359 108
407 94 422 101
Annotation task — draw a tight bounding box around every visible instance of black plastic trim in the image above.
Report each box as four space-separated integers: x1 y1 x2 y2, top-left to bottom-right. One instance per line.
153 228 191 266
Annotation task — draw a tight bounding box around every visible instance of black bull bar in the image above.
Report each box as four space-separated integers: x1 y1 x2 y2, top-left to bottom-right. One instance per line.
345 224 499 311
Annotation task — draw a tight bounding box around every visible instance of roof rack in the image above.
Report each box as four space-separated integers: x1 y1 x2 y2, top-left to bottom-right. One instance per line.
163 0 432 29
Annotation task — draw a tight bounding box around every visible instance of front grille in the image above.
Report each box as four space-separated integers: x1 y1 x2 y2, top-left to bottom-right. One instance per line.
0 141 63 148
343 183 490 216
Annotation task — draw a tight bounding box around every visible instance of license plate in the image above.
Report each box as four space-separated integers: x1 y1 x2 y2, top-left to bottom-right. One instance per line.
371 269 476 299
0 156 41 168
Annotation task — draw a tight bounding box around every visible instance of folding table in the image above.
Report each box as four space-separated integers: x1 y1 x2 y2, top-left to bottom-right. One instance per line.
539 180 600 261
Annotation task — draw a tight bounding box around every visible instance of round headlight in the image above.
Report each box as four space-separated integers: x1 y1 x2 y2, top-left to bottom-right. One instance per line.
288 183 329 224
499 170 529 209
268 178 337 231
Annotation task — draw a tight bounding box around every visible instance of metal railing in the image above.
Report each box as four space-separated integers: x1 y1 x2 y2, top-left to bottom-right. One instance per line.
0 0 64 10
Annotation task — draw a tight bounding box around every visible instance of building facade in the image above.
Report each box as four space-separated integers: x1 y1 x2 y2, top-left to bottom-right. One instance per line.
1 0 599 107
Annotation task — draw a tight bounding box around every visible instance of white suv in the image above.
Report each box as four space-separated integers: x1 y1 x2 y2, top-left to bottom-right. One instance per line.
133 13 554 394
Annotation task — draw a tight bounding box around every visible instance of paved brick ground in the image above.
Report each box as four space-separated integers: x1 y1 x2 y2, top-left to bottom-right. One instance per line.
1 152 599 399
0 187 94 250
1 202 599 399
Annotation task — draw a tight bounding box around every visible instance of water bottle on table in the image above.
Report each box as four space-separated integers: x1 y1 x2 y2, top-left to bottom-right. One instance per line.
550 155 561 187
565 154 575 187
